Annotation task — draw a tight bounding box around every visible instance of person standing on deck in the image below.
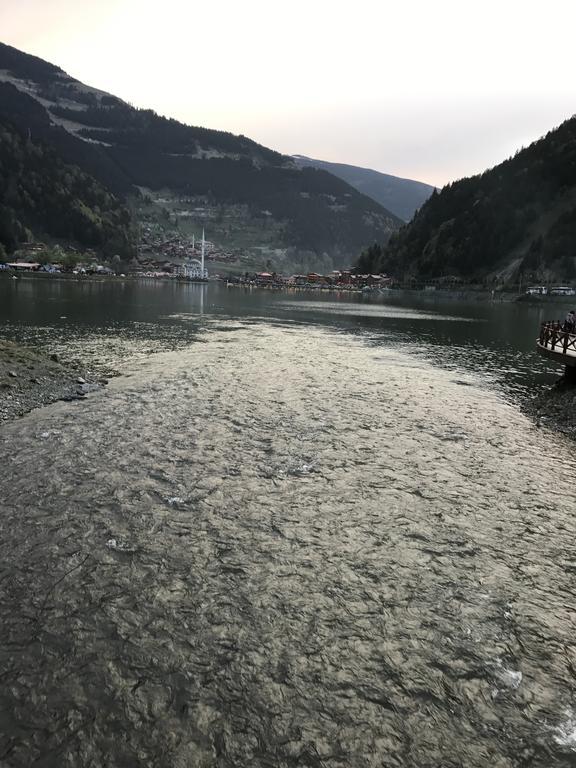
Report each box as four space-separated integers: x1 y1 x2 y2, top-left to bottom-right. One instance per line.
563 310 576 332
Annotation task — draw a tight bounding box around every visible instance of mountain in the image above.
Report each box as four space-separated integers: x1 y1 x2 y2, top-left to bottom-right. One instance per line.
0 117 133 258
0 42 402 270
293 155 435 221
360 116 576 284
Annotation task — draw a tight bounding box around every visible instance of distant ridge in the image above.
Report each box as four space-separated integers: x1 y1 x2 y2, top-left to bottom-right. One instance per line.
293 155 435 221
0 41 402 269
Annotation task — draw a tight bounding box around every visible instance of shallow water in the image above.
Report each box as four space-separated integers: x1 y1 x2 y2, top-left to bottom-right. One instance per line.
1 282 576 767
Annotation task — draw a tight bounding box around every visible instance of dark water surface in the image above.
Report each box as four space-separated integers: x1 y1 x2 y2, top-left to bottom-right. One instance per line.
1 278 576 767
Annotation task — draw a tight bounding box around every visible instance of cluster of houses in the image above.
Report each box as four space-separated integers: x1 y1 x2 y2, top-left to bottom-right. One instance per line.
137 227 237 267
0 243 117 275
0 260 115 276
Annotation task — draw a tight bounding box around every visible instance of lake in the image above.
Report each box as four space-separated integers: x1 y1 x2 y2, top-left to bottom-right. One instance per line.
1 278 575 767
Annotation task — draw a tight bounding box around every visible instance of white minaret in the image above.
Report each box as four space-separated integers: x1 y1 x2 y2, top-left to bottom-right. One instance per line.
201 228 205 278
192 233 195 250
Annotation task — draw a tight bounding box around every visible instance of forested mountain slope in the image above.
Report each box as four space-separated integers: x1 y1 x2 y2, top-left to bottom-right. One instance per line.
367 116 576 283
293 155 434 221
0 118 133 257
0 42 401 267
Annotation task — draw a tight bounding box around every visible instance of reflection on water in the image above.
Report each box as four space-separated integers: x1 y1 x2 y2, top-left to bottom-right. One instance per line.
1 280 576 766
275 300 475 321
0 279 566 400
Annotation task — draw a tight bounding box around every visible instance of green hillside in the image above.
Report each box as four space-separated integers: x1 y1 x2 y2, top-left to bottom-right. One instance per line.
0 118 133 257
361 116 576 283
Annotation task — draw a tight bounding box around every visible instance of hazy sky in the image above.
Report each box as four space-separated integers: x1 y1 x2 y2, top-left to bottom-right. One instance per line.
1 0 575 187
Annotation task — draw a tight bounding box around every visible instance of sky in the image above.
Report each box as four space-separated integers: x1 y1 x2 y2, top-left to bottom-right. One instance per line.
1 0 575 187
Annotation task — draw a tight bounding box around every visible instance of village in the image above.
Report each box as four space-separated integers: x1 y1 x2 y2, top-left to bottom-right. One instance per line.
3 229 575 296
0 227 394 290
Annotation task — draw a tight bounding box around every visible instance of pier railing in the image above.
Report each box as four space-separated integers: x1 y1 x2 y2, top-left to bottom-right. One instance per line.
538 321 576 356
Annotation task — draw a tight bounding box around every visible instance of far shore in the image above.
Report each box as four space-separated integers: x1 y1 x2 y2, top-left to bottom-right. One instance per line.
0 271 554 302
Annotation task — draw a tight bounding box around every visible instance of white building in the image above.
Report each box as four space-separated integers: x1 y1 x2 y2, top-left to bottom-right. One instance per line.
175 230 209 280
180 258 208 280
550 286 575 296
526 286 547 295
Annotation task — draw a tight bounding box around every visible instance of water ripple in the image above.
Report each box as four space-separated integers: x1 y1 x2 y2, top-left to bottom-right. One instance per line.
0 322 575 766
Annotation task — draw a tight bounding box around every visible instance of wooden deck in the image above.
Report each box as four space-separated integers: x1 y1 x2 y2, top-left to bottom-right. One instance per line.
536 321 576 366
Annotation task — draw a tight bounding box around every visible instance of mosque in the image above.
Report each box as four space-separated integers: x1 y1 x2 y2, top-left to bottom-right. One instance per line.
177 230 209 281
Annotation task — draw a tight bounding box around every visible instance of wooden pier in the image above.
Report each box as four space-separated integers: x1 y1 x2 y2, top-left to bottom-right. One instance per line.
537 321 576 380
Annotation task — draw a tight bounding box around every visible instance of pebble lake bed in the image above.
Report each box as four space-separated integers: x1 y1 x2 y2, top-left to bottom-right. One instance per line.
0 339 107 421
1 279 576 767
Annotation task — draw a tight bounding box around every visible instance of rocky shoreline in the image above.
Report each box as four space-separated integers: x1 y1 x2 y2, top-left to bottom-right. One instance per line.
0 340 109 422
524 376 576 440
